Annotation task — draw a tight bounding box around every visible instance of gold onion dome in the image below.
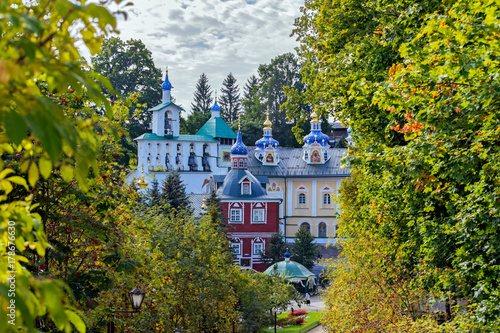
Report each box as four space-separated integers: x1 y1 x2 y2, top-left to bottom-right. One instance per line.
137 176 148 188
311 109 319 123
263 107 272 129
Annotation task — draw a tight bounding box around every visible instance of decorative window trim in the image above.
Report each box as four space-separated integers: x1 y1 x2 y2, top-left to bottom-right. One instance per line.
323 193 331 205
232 243 241 255
242 183 251 195
230 209 242 223
233 159 238 168
253 243 264 255
239 159 244 168
298 193 306 205
252 209 265 223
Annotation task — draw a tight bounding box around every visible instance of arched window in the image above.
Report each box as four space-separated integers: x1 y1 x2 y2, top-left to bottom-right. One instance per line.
233 159 238 168
298 193 306 205
318 222 327 237
239 159 244 168
323 193 331 205
301 222 311 233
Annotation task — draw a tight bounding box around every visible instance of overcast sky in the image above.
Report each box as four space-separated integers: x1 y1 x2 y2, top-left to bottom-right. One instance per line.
102 0 304 112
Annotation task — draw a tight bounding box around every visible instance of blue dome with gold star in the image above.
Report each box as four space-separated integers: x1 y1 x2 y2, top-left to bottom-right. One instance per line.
231 129 248 155
304 131 330 147
255 136 279 150
162 73 172 90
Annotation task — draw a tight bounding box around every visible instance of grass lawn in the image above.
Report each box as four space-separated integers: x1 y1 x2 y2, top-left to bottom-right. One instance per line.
262 311 322 333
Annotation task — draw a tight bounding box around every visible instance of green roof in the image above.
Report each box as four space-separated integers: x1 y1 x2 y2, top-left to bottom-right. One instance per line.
148 102 184 112
263 259 317 279
134 133 218 142
196 117 237 139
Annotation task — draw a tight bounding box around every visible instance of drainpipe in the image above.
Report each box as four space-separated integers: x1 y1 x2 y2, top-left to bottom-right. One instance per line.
283 175 287 242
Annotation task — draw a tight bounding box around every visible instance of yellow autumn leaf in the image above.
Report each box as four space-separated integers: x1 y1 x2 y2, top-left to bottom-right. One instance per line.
60 164 74 182
39 157 52 179
28 162 39 187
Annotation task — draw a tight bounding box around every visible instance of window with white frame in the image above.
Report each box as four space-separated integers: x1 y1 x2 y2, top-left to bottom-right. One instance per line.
298 193 306 205
231 243 241 255
253 209 265 222
230 209 242 222
253 243 263 255
323 193 331 205
233 160 237 168
242 183 250 195
239 159 244 168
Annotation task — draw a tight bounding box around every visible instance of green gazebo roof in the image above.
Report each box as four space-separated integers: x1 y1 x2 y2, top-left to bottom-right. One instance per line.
196 117 237 139
263 259 317 280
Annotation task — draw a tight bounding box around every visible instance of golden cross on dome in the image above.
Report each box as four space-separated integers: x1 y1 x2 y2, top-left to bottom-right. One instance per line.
238 114 241 130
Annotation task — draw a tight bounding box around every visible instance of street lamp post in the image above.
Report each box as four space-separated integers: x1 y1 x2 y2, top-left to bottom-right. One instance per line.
107 287 146 333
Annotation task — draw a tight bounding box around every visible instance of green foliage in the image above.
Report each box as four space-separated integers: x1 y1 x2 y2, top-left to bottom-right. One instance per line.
292 227 319 270
235 271 298 332
220 73 242 124
92 203 237 332
293 0 500 329
159 170 191 213
230 114 264 146
240 53 312 147
262 231 288 265
191 73 213 115
181 110 211 135
0 0 123 331
91 37 162 140
334 135 348 148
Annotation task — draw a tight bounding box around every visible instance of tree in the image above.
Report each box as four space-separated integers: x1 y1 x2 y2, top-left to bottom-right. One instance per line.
241 75 263 122
334 135 347 148
292 0 500 329
190 73 213 115
0 0 121 331
235 271 298 332
180 110 211 135
229 114 264 146
292 227 319 270
219 73 242 124
160 171 191 213
258 53 312 147
92 37 162 164
146 178 162 207
261 231 288 264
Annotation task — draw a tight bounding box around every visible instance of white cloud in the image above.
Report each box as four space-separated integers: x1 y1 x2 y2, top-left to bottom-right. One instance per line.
104 0 303 112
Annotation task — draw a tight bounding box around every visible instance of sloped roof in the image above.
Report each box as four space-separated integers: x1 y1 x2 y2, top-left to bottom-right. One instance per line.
263 259 317 279
217 168 277 201
196 117 237 139
134 133 218 142
148 102 184 112
247 147 351 177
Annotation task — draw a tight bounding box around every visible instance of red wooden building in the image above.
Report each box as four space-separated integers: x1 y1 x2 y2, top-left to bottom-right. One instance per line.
217 129 281 271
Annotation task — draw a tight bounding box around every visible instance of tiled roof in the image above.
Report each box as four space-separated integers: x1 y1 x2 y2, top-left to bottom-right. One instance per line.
196 117 237 139
134 133 219 142
148 102 184 112
247 147 351 177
